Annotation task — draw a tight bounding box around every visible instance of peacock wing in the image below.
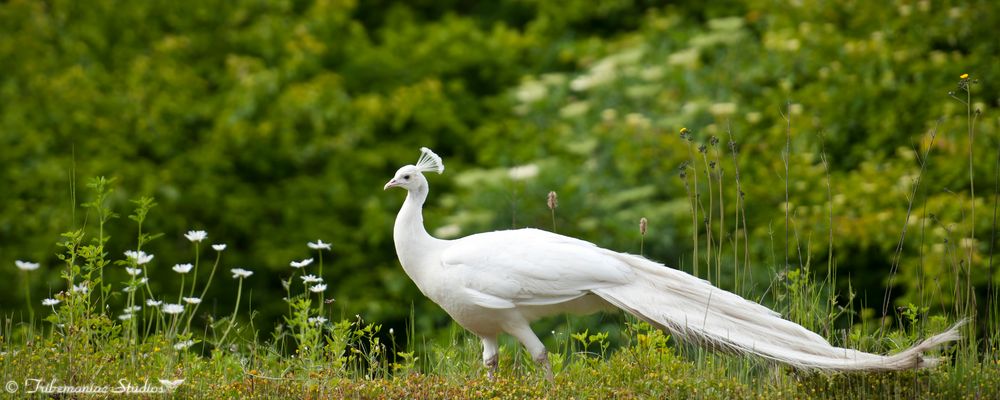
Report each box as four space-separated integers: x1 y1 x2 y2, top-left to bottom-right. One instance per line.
440 228 634 309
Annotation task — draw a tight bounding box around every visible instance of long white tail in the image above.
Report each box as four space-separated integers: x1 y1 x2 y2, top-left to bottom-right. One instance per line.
593 252 963 371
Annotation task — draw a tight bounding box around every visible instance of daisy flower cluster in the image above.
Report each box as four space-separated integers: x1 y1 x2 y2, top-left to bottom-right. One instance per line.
14 224 347 362
281 239 336 361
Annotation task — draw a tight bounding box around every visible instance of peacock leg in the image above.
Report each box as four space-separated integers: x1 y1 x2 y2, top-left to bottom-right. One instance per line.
481 336 499 379
506 323 553 381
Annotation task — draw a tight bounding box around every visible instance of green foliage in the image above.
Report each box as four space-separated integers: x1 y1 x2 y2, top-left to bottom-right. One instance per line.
571 329 611 362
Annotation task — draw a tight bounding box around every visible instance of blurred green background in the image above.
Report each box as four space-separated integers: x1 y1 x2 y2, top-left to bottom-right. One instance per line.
2 0 998 343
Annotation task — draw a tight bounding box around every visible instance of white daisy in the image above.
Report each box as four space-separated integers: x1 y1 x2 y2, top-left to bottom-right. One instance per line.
309 283 327 293
290 258 314 268
308 316 327 326
212 243 227 251
173 340 194 350
301 274 322 284
124 250 154 265
231 268 253 279
126 267 143 276
162 303 184 315
182 297 201 305
118 314 132 321
307 240 331 250
184 230 207 242
71 283 89 294
158 379 185 390
146 299 162 307
15 260 40 271
172 263 193 274
126 305 142 313
42 298 60 306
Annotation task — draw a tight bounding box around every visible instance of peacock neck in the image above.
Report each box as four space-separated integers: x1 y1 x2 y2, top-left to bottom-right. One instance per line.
397 188 432 241
393 185 445 284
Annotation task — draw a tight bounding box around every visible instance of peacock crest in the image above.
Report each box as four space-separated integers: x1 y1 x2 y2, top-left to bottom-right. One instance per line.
415 147 445 174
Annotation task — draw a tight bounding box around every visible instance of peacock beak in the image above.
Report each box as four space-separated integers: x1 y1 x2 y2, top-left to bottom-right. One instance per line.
383 179 399 190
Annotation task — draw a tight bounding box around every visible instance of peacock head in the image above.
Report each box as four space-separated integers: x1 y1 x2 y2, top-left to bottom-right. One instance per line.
384 147 445 191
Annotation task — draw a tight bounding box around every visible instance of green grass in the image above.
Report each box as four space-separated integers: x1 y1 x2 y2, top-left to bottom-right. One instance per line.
2 313 997 399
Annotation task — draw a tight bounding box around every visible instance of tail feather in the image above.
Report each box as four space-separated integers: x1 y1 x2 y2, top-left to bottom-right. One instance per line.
593 252 963 371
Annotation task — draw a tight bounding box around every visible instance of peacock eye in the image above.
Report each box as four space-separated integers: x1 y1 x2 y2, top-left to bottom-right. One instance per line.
403 175 411 180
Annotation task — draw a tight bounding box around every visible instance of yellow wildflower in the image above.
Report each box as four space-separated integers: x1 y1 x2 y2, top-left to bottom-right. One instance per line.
960 73 969 79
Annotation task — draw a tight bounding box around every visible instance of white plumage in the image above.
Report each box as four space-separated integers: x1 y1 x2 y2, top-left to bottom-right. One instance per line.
384 147 962 378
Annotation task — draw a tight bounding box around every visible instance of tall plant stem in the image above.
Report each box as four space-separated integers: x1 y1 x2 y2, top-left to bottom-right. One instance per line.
686 140 700 277
186 251 221 334
779 102 791 301
219 278 244 345
23 272 34 322
702 151 714 282
880 121 939 335
964 86 979 317
189 243 201 297
727 125 751 294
